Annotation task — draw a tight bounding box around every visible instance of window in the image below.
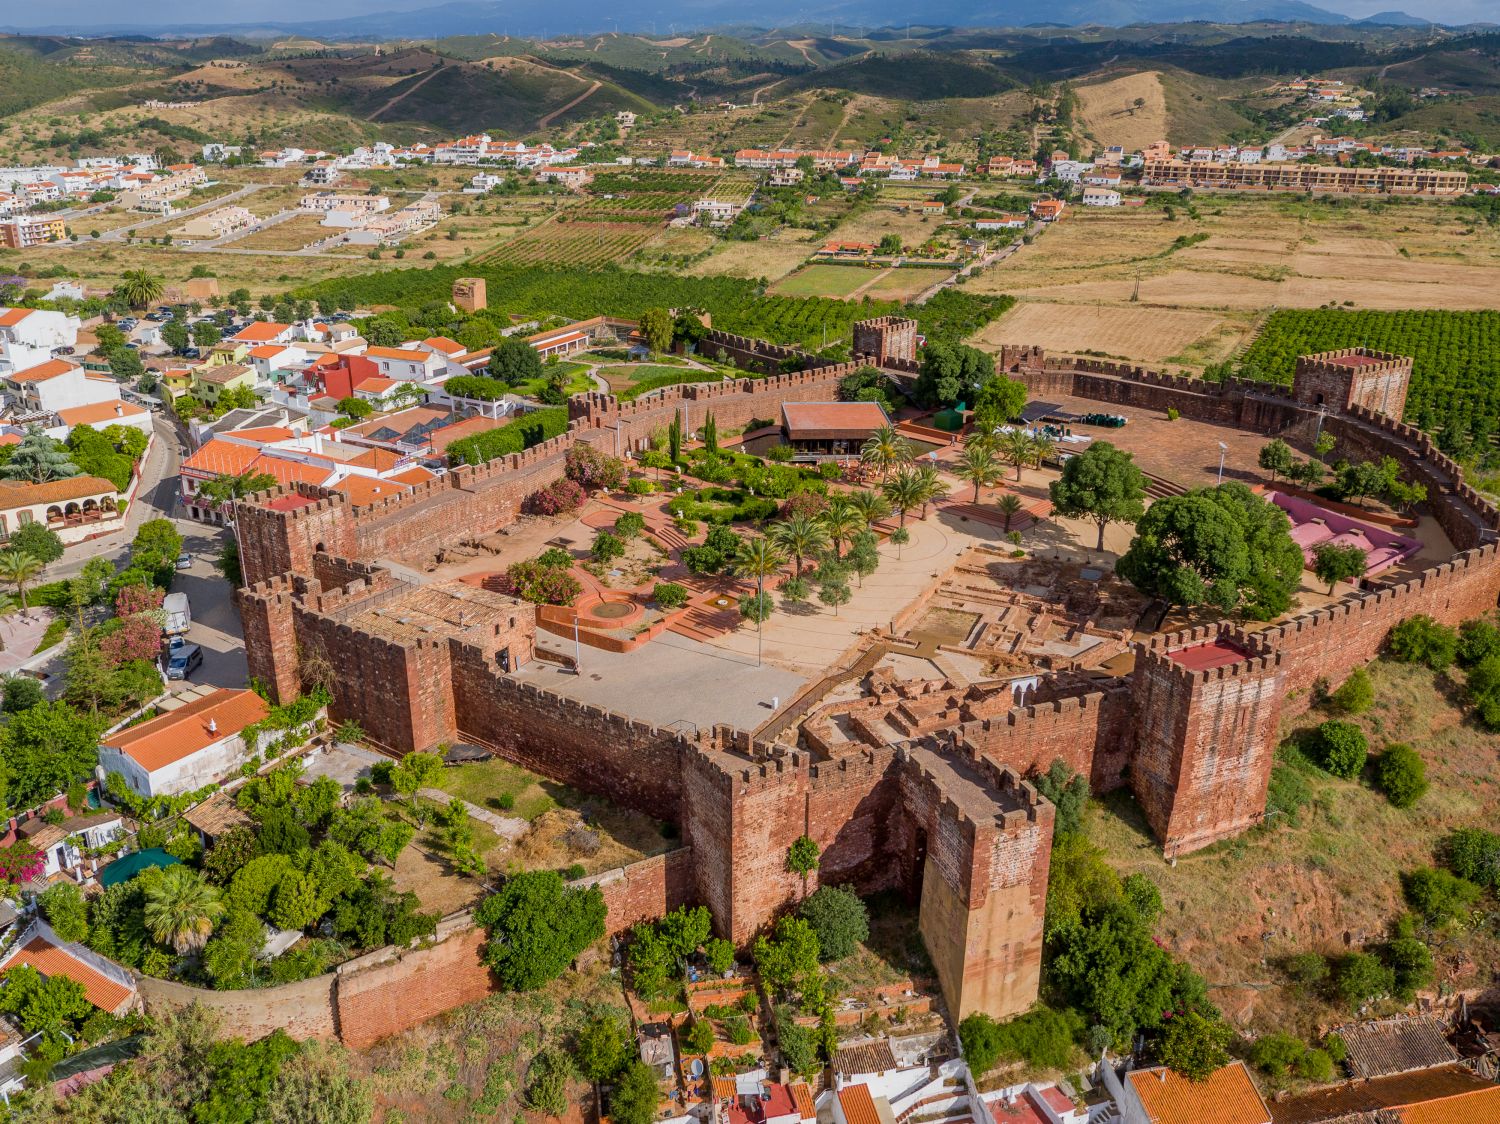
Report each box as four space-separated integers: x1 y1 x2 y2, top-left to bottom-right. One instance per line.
17 510 33 526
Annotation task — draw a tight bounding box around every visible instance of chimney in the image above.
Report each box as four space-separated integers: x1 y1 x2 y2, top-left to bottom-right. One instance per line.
114 402 123 416
207 717 218 735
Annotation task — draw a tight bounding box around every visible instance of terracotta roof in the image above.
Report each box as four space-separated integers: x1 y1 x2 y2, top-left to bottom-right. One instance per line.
837 1084 882 1124
990 1096 1048 1123
389 465 437 486
0 475 120 508
3 935 133 1013
1128 1062 1271 1124
0 308 37 327
252 455 335 489
365 347 432 362
790 1083 816 1120
0 434 19 447
347 447 402 471
8 358 78 383
712 1075 737 1101
223 426 297 444
247 344 294 359
1271 1066 1496 1124
781 401 889 437
428 415 504 452
194 363 253 386
423 336 464 355
832 1039 897 1074
1337 1018 1460 1079
230 322 291 343
181 440 262 477
56 400 146 426
356 377 397 394
1398 1086 1500 1124
182 794 254 839
101 689 268 773
330 474 407 506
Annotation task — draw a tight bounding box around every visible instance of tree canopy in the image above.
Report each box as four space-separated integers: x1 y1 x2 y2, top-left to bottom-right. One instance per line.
474 870 606 990
913 341 995 408
1047 441 1147 551
1117 482 1303 619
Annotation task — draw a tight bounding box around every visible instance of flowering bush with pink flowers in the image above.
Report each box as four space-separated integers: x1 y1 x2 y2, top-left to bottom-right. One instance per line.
0 841 44 887
528 478 586 516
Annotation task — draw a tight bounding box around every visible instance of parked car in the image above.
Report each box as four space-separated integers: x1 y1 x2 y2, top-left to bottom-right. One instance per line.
175 552 192 570
165 643 202 681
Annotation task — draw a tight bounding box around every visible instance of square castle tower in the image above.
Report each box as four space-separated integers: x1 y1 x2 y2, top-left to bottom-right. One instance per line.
1292 348 1412 420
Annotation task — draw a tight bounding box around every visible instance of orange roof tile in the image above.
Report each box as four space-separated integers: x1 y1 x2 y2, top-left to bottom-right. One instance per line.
330 475 407 506
56 401 146 426
1127 1062 1271 1124
0 434 20 447
0 308 36 327
389 465 436 485
781 401 888 435
253 454 335 488
223 426 297 444
0 476 119 508
423 336 464 356
101 689 268 773
365 346 432 362
356 377 397 393
247 344 294 359
181 440 263 477
790 1083 816 1121
4 936 133 1013
712 1076 737 1100
231 322 291 343
837 1084 882 1124
348 447 402 471
1398 1086 1500 1124
7 358 78 383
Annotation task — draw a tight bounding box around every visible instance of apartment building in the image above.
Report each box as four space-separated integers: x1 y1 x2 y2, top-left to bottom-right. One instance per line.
0 216 67 248
1140 159 1469 196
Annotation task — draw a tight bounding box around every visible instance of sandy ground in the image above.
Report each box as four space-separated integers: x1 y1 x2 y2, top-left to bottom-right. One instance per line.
974 302 1241 364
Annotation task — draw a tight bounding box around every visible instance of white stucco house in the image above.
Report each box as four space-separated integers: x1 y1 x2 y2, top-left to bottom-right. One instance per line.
0 307 80 351
17 810 126 878
97 688 271 798
5 358 125 415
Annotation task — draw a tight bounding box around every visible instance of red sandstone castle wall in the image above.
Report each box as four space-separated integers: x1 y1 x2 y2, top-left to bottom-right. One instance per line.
959 686 1133 792
448 645 687 821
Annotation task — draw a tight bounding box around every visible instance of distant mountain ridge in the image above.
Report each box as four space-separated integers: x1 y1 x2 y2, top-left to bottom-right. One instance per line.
0 0 1444 39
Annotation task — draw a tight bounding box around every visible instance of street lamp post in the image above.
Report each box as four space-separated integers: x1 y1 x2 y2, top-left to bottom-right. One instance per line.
1217 441 1228 485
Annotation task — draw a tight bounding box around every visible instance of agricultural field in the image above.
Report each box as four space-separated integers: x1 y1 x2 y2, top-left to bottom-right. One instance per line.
824 203 951 250
685 230 819 282
474 220 659 268
769 263 880 298
1239 308 1500 435
973 301 1252 366
962 194 1500 368
864 266 954 301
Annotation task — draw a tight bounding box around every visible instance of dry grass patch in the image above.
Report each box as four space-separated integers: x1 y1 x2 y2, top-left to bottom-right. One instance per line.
222 213 331 251
688 231 815 280
1090 658 1500 1040
1075 70 1168 152
972 300 1246 364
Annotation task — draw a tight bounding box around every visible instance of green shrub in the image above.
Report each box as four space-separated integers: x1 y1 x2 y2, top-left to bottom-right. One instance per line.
652 582 690 610
1402 866 1482 924
591 531 626 564
614 512 647 539
1298 1048 1335 1082
1464 652 1500 729
1458 617 1500 668
1386 935 1434 1000
1374 743 1428 808
1283 952 1329 993
1331 951 1394 1009
1265 746 1317 827
1329 667 1373 714
959 1006 1083 1076
1322 1031 1347 1064
1387 615 1457 671
626 477 654 495
1313 720 1367 779
1249 1032 1305 1077
1444 827 1500 888
796 885 868 962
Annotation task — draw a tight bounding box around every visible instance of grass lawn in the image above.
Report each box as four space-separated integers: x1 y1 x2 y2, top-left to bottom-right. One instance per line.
770 263 881 299
433 759 561 821
510 360 595 400
613 365 724 400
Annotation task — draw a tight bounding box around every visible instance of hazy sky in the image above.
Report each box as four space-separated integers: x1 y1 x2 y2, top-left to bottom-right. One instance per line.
12 0 1496 29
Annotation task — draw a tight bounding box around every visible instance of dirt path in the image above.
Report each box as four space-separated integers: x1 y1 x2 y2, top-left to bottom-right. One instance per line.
539 79 602 128
370 67 444 121
751 79 787 106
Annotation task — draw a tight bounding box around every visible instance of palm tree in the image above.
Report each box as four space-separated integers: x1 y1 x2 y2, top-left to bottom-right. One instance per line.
114 269 165 311
846 489 892 529
996 493 1025 531
954 445 1002 503
769 514 830 577
914 464 950 518
820 497 865 560
996 429 1037 482
0 550 43 614
143 865 225 955
860 424 912 483
1030 432 1056 471
882 469 926 529
733 536 785 667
